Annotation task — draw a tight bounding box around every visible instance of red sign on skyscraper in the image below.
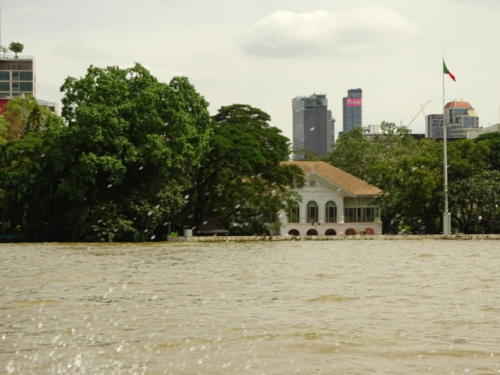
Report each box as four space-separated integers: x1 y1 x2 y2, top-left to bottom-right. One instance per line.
347 98 362 106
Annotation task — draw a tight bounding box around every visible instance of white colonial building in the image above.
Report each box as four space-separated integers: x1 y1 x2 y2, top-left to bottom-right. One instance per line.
280 161 383 236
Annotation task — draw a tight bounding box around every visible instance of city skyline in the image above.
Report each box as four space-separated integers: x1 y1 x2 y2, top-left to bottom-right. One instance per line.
2 0 500 142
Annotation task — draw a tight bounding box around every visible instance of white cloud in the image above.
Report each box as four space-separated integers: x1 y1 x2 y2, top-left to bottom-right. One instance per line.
242 8 418 57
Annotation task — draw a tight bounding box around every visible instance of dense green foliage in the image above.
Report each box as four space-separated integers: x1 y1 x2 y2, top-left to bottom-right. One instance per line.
0 64 303 241
326 124 499 234
0 98 64 235
449 170 500 233
1 64 213 240
0 97 59 143
181 104 304 235
475 132 500 170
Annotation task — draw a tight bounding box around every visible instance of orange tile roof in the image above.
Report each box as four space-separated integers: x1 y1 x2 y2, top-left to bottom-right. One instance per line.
285 161 383 196
445 101 473 109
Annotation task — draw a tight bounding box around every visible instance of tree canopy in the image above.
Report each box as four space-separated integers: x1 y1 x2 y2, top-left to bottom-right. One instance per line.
0 97 59 143
474 132 500 170
326 125 499 234
181 104 303 235
450 170 500 234
1 64 212 241
0 65 304 241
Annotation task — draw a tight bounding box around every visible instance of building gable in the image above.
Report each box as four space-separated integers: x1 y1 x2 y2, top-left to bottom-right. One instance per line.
284 161 382 197
302 171 356 197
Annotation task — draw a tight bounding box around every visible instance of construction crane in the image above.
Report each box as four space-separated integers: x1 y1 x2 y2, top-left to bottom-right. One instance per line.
406 100 431 128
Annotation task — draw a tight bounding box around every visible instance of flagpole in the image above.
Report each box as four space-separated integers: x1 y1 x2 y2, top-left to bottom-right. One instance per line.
442 59 451 235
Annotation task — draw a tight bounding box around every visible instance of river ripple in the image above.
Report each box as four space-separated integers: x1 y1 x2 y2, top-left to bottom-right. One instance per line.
1 240 500 374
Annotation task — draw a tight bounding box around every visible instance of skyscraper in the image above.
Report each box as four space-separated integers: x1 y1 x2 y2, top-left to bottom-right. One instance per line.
342 88 362 133
292 94 334 160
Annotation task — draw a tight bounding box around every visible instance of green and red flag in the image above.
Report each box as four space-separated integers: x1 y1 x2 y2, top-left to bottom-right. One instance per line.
443 61 456 81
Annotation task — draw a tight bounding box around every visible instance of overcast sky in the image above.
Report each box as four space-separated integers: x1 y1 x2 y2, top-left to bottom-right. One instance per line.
3 0 500 140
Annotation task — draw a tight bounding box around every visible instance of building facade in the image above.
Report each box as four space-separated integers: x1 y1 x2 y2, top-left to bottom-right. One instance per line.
0 56 35 99
292 94 335 159
0 56 56 114
279 161 383 236
465 123 500 139
427 101 479 139
342 88 362 134
426 114 444 138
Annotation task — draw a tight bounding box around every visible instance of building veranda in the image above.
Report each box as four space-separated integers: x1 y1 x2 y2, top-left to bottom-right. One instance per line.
280 161 383 236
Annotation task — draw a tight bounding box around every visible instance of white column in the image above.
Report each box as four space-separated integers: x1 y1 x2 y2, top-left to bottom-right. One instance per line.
300 201 307 224
338 198 345 223
318 200 324 224
279 209 287 236
280 209 287 225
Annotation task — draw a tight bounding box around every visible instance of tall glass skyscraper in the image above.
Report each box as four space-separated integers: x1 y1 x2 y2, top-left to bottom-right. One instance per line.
292 94 334 160
342 88 362 133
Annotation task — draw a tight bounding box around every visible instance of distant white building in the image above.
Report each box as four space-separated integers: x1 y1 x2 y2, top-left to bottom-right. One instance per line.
365 124 381 134
279 161 383 236
465 123 500 139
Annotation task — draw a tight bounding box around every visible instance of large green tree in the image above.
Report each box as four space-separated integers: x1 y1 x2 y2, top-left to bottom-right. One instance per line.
181 104 303 235
327 124 443 233
450 170 500 233
1 64 211 241
0 99 64 235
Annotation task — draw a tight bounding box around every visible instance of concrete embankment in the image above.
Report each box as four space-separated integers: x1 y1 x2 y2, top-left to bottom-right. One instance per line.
168 234 500 242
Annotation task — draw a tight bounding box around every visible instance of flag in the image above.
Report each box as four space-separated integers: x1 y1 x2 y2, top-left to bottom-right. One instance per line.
443 61 456 81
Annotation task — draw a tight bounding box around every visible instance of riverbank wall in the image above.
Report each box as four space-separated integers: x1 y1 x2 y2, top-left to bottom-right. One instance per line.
168 234 500 242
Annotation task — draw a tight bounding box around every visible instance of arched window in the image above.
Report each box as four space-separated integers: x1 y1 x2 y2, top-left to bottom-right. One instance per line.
306 229 318 236
287 203 300 223
364 228 375 235
325 201 337 223
325 229 337 236
345 228 356 236
288 229 300 236
307 201 318 223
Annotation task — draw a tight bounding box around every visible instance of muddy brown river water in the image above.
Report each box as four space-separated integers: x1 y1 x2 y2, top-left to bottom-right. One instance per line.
1 240 500 374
